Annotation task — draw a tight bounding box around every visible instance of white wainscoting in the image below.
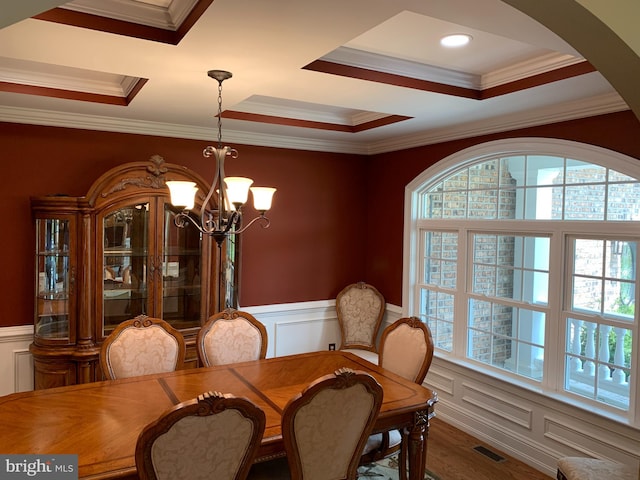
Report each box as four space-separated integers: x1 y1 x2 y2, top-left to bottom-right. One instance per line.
2 303 638 477
425 359 640 477
0 325 34 396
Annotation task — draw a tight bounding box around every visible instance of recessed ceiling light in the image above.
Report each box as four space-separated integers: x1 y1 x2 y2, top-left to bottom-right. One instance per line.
440 34 472 48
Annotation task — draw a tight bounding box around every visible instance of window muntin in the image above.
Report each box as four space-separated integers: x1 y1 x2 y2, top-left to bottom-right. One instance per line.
410 141 640 417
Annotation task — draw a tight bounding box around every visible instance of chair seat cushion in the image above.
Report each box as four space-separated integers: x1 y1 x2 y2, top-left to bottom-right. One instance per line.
557 457 637 480
363 429 402 455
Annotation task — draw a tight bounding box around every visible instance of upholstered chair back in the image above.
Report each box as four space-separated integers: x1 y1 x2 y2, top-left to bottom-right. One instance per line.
100 315 185 380
379 317 434 384
557 457 637 480
336 282 385 355
361 317 434 469
196 309 267 367
282 368 383 480
135 391 266 480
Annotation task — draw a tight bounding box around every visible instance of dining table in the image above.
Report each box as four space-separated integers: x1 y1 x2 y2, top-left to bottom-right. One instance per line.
0 350 437 480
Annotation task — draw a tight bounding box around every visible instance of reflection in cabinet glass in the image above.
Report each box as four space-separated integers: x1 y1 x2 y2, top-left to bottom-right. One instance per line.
35 218 74 341
102 203 150 334
162 205 203 330
30 155 236 389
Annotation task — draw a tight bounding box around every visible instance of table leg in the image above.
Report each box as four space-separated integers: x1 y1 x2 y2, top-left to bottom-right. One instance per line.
406 409 430 480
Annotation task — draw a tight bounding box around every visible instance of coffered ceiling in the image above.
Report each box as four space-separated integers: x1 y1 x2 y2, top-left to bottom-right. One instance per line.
0 0 628 154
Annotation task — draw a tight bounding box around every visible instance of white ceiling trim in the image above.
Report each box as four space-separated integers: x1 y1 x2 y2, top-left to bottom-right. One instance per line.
323 46 481 90
0 92 627 156
481 52 586 89
0 68 137 97
236 96 390 126
367 92 629 155
323 46 585 92
61 0 198 30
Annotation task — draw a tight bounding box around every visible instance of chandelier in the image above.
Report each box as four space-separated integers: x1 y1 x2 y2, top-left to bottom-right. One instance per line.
166 70 276 245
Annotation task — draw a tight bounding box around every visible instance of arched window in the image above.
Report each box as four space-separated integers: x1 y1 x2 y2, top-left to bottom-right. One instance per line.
404 138 639 417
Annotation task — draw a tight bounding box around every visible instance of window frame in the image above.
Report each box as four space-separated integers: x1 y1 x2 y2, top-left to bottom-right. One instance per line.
403 138 640 425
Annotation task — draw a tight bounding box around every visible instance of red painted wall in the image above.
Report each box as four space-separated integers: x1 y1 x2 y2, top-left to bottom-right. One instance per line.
3 111 640 327
365 111 640 305
0 123 366 327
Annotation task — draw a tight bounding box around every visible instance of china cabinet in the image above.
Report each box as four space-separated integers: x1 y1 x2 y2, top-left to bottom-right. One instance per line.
30 155 237 389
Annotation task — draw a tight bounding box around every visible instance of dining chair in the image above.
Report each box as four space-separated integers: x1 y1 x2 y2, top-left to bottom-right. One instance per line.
557 457 637 480
100 315 186 380
336 282 385 363
282 367 383 480
361 317 434 476
135 390 266 480
196 308 268 367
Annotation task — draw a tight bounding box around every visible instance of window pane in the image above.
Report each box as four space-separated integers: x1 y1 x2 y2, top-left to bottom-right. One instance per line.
443 191 467 218
604 280 635 319
608 169 636 182
565 184 605 220
526 155 564 186
468 300 544 380
574 239 603 277
498 189 517 219
472 264 495 296
564 318 630 409
566 159 606 183
469 160 499 190
572 276 603 313
423 191 442 219
472 234 549 304
423 231 457 288
524 186 556 220
421 289 454 352
500 156 525 186
571 238 637 319
469 190 497 219
606 182 640 221
443 169 467 191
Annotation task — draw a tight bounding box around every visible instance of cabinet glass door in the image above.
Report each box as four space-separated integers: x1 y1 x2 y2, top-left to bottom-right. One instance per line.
162 205 203 330
35 218 73 341
102 202 149 334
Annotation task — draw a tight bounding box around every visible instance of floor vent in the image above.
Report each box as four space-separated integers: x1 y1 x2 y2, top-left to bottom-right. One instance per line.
473 445 506 463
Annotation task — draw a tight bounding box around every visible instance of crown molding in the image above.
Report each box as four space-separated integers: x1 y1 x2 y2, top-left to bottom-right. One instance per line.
0 92 627 156
61 0 199 30
324 46 481 90
366 92 629 154
322 47 585 92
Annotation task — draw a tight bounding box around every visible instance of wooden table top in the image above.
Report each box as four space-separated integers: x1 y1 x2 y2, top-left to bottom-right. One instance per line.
0 351 437 479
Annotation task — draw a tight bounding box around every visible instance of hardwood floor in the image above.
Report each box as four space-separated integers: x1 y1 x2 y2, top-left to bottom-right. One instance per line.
426 417 553 479
248 417 555 479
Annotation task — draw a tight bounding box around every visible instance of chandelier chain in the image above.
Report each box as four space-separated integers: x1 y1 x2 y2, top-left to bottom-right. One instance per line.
217 80 224 148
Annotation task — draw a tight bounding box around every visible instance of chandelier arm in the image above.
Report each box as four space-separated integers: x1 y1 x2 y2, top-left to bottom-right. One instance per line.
231 214 271 235
201 146 221 224
173 211 211 235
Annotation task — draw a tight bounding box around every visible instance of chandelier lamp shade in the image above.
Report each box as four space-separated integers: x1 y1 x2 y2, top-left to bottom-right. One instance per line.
166 70 276 245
